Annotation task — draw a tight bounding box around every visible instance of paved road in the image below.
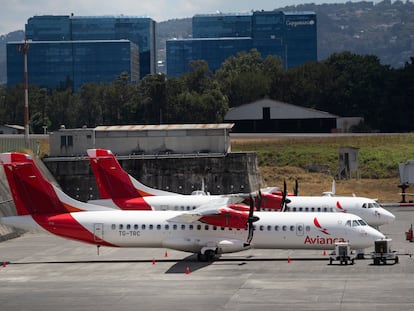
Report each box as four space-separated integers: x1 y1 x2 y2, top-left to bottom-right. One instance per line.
1 206 414 311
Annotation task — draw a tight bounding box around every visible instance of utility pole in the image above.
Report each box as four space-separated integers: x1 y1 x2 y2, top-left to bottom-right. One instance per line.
23 39 29 149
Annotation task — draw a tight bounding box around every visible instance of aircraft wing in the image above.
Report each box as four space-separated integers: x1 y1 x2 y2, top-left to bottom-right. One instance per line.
167 200 254 229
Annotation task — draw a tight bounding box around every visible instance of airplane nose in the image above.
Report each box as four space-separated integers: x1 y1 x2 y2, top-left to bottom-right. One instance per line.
368 226 386 241
379 208 396 223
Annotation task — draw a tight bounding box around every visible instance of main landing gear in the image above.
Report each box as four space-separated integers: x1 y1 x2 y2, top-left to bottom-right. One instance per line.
197 249 217 262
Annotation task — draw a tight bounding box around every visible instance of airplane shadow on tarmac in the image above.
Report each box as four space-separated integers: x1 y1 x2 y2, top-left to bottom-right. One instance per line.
8 255 330 274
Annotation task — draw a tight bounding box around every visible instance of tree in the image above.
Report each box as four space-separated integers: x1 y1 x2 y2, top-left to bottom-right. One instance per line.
214 49 271 107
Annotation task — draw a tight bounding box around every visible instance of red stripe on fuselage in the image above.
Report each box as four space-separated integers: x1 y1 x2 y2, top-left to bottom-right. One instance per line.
112 197 153 210
33 213 116 246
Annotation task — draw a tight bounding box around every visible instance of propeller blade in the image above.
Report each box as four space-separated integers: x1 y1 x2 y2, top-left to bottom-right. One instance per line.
280 179 288 212
245 193 259 246
294 179 299 196
257 189 262 212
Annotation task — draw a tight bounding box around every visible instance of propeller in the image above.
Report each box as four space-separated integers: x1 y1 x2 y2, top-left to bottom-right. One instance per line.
256 189 262 212
245 194 259 246
293 179 299 196
280 179 291 212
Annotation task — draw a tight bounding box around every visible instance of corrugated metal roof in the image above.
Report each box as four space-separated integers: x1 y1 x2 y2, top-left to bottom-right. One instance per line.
95 123 234 131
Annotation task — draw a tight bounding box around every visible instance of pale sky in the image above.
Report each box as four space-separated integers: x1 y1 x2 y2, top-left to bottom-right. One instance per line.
0 0 381 36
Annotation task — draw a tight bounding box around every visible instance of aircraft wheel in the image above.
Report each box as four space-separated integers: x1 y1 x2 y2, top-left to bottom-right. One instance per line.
205 249 216 261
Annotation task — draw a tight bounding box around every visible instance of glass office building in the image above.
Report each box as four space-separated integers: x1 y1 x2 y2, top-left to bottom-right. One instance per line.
167 11 317 77
7 40 138 91
167 37 251 77
8 15 155 90
192 13 252 38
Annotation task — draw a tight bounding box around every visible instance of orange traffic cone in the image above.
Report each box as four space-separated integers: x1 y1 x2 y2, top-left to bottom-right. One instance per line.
2 261 6 268
185 266 191 274
323 250 327 256
152 258 156 265
287 256 291 263
164 250 168 257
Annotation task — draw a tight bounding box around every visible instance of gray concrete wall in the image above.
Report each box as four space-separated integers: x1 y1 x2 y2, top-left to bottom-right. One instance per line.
44 152 260 202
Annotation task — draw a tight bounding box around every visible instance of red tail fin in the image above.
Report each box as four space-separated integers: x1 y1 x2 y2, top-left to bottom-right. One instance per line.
0 153 68 215
87 149 140 199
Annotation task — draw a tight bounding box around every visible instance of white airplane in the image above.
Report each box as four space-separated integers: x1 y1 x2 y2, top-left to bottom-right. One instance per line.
0 152 385 261
86 149 395 226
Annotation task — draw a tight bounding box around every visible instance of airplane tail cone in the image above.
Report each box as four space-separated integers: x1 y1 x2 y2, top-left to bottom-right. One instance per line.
185 266 191 274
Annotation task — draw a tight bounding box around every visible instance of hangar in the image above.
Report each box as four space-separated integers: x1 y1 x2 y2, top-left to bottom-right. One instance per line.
224 99 363 133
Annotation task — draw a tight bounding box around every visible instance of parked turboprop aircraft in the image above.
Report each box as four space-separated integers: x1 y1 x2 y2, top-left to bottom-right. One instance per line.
0 152 385 261
86 149 395 226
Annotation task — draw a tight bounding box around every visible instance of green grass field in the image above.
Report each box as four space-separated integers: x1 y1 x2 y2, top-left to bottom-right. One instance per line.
232 134 414 179
231 134 414 202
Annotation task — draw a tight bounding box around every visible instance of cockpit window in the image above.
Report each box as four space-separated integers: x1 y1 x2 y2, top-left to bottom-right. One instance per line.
352 220 360 226
364 202 379 208
345 220 351 227
358 219 367 226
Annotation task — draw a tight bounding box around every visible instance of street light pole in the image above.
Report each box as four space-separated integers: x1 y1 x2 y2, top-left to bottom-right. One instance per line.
23 39 29 149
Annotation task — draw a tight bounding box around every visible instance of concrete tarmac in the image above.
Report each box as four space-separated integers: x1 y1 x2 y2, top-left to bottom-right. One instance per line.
1 206 414 311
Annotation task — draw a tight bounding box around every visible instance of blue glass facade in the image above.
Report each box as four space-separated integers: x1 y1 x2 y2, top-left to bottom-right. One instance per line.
7 40 138 91
7 15 155 90
167 11 317 77
167 38 252 77
192 13 251 38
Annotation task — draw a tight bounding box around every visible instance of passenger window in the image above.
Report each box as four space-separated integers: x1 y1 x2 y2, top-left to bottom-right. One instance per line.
197 225 201 230
181 224 186 230
205 225 209 230
142 224 146 230
297 225 303 232
165 224 169 230
149 224 153 230
275 225 279 231
282 225 287 231
260 225 264 231
306 226 310 232
134 224 138 230
290 226 295 231
189 224 194 230
213 226 217 230
172 224 177 230
312 207 315 212
111 224 116 230
157 224 161 230
267 225 272 231
126 224 131 230
119 224 123 230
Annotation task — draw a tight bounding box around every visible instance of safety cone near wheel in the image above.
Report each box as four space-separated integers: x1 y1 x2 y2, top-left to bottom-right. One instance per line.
185 266 190 274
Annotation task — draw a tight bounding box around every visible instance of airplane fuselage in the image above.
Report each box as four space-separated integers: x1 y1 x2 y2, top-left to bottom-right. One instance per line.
1 211 384 254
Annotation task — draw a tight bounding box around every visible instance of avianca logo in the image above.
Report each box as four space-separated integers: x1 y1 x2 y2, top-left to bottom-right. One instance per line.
313 217 330 235
304 236 346 245
336 201 347 213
